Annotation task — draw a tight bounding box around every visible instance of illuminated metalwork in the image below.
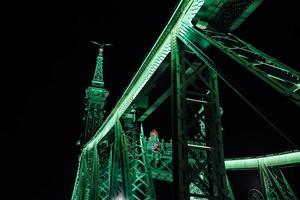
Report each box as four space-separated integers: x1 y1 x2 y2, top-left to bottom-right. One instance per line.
226 174 235 200
147 149 300 176
71 146 101 200
82 47 109 144
259 161 298 200
109 119 129 199
120 108 156 200
186 23 300 106
72 45 111 200
72 0 300 199
84 0 204 149
225 150 300 170
171 32 189 199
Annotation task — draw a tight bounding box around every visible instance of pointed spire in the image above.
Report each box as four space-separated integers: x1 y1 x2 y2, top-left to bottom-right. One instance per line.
92 47 104 87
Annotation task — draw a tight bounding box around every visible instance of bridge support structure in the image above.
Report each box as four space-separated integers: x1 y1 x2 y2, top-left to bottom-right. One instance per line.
71 0 300 199
171 30 229 199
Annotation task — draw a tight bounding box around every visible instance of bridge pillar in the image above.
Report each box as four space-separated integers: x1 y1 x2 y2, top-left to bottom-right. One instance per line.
171 28 229 199
171 31 189 200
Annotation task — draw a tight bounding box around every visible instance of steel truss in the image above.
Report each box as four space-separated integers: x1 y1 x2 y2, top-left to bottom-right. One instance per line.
120 107 156 200
71 145 102 200
98 141 112 199
180 22 300 107
171 31 231 199
71 1 300 199
259 161 298 200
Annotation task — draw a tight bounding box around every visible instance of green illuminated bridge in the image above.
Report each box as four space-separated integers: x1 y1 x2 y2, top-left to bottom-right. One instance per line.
72 0 300 199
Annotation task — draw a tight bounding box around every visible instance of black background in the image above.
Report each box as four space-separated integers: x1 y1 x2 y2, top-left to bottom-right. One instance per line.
1 0 299 199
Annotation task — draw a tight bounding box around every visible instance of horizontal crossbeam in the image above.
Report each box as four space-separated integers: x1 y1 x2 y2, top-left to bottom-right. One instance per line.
150 150 300 181
225 150 300 170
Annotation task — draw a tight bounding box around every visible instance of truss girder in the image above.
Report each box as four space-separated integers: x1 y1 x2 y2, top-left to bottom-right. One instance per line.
179 22 300 107
98 142 112 200
121 110 156 200
259 161 298 200
70 0 300 199
110 120 129 199
71 145 102 200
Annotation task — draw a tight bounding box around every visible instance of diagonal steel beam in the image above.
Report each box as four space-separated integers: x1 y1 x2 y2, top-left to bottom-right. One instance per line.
179 22 300 107
137 88 171 122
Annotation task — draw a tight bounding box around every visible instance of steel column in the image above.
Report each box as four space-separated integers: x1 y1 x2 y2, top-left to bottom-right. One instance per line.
171 31 189 200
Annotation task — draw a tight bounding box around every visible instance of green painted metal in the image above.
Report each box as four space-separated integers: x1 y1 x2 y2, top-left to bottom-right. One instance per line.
82 47 109 144
71 0 300 199
110 119 130 199
228 0 263 32
71 145 101 200
83 0 205 150
148 149 300 174
92 48 104 87
147 139 173 182
139 125 157 200
72 46 111 200
176 19 229 199
170 26 229 198
121 108 156 200
225 150 300 170
206 66 228 199
259 161 298 200
137 88 171 122
188 105 210 199
192 0 263 32
98 141 112 200
171 32 189 200
226 174 235 200
184 23 300 107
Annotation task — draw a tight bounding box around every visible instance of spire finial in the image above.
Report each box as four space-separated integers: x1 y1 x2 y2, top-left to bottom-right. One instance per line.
90 41 113 87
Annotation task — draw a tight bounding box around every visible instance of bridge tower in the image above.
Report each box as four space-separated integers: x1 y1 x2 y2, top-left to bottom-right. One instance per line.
71 44 111 200
81 45 109 145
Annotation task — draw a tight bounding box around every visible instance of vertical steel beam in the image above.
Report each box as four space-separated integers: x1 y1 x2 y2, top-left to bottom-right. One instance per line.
206 68 228 199
171 31 189 200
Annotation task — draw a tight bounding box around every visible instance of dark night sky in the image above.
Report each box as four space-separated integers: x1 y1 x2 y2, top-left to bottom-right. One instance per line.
1 1 299 199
